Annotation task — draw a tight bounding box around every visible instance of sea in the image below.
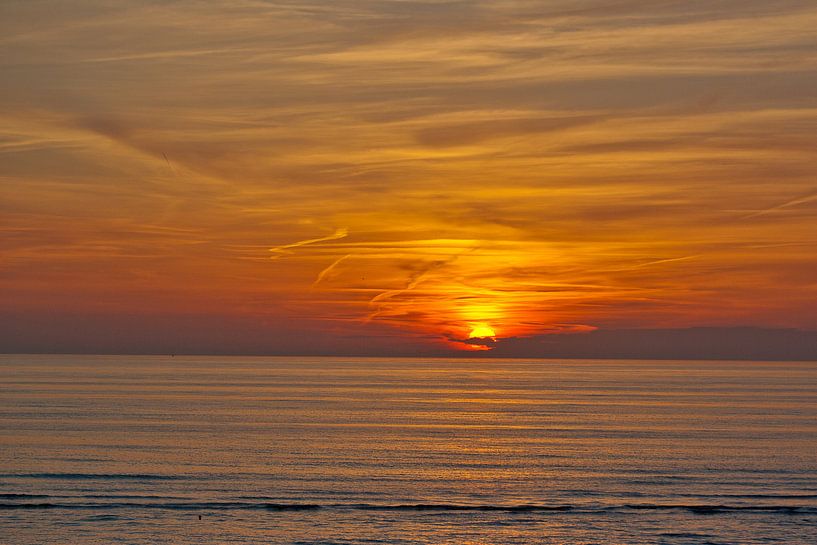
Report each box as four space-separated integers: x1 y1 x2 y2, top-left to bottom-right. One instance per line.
1 355 815 544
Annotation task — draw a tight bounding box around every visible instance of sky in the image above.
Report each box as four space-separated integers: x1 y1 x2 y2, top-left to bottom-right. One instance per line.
2 1 816 356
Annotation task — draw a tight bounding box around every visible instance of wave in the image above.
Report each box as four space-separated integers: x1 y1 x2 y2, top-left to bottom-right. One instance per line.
1 501 815 515
0 502 322 511
616 504 814 515
677 493 817 499
0 473 188 481
347 504 574 512
0 493 50 499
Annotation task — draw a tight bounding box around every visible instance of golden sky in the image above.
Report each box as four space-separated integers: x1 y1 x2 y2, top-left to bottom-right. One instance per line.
2 1 816 353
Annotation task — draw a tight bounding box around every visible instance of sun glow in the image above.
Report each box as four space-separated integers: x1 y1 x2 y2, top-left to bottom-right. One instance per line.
5 0 817 357
468 324 496 339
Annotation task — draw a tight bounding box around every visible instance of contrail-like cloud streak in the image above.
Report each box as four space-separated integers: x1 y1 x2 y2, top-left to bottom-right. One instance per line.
313 254 352 286
269 228 349 260
742 191 817 219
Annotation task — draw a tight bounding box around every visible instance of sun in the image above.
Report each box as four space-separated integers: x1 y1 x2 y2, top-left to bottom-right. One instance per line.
468 324 496 339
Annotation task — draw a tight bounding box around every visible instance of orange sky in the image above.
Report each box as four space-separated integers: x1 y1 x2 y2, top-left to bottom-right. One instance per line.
2 1 816 353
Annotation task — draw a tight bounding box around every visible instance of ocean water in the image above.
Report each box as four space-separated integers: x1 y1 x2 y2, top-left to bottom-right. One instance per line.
1 355 815 544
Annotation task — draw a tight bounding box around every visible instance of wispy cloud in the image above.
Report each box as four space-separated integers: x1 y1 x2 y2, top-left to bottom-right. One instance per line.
2 0 816 351
269 228 349 259
741 190 817 219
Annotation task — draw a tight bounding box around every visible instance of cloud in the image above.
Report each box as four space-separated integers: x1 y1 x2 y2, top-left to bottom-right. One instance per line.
2 0 816 354
488 327 817 361
413 114 605 147
312 253 352 286
269 228 349 259
741 189 817 219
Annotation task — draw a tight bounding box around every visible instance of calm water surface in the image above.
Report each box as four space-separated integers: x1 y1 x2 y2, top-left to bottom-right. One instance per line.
1 355 816 544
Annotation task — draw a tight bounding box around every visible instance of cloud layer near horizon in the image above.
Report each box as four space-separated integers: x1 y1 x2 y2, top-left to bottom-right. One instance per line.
2 1 816 353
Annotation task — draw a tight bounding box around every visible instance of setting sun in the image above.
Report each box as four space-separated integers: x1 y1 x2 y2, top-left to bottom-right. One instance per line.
468 324 496 339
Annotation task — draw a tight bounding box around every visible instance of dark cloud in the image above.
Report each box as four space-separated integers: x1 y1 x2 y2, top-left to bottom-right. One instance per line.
488 327 817 361
0 309 451 357
447 334 497 348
